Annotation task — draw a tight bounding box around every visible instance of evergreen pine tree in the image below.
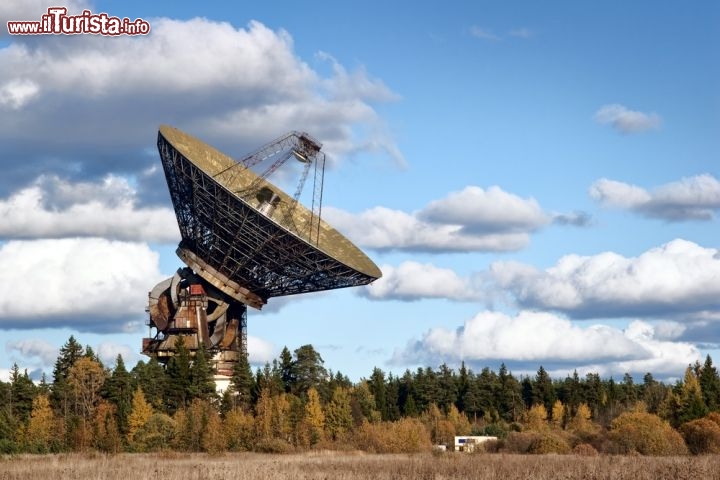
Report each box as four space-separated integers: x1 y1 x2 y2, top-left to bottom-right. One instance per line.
532 366 556 416
456 361 470 412
641 372 668 414
37 373 51 396
102 355 134 434
437 363 458 411
165 337 192 413
9 364 36 423
279 346 294 393
132 358 167 410
368 367 388 420
678 366 708 424
84 345 101 365
291 344 326 397
229 353 255 412
620 373 638 407
385 373 401 421
51 335 83 415
497 363 522 422
476 367 497 419
189 344 217 402
699 355 720 411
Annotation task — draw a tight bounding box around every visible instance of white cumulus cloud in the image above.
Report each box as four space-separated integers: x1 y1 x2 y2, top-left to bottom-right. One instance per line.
590 174 720 221
393 311 700 378
419 186 550 234
594 103 661 133
361 261 486 302
491 239 720 318
0 238 166 332
0 175 179 242
324 185 572 253
0 15 402 191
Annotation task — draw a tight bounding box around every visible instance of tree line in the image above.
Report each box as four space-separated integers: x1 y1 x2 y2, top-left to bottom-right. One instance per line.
2 335 720 455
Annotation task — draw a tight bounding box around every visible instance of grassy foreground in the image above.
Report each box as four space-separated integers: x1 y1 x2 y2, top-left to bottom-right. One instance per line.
1 451 719 480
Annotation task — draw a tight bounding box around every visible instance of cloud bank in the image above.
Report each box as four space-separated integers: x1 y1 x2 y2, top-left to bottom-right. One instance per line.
0 238 166 332
325 185 584 253
361 262 486 302
590 174 720 221
0 15 402 199
394 311 700 378
491 239 720 319
0 175 179 242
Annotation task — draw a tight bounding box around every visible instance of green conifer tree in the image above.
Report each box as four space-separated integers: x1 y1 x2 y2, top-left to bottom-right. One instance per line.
102 354 134 434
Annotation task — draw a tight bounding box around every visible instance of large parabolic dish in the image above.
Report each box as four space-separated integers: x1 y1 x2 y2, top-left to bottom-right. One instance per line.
157 125 381 308
143 126 381 382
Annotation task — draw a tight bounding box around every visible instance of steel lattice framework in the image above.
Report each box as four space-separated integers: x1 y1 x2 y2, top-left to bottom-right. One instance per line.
157 127 380 306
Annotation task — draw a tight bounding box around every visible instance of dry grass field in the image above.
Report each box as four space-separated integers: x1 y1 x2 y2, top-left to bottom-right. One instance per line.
2 451 719 480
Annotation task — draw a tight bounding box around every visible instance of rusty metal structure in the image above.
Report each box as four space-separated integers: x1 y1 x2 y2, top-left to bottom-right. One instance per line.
142 126 381 383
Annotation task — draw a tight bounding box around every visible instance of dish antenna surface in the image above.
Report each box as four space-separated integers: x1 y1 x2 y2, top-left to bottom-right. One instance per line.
143 126 381 383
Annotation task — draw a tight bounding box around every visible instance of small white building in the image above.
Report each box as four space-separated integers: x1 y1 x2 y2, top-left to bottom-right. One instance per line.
454 435 497 452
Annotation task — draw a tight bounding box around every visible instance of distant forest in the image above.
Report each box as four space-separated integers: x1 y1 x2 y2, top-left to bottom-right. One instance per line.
2 335 720 455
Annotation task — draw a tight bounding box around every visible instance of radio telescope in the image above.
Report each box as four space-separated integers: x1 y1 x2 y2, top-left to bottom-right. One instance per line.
142 126 381 386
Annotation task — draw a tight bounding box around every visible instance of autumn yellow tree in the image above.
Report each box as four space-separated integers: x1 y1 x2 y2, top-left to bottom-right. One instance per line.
127 387 153 446
254 388 273 442
568 402 597 436
271 393 291 441
175 398 218 452
68 357 105 420
523 404 548 431
551 400 565 429
25 394 56 453
325 387 353 440
93 400 122 453
421 403 455 446
223 408 255 451
132 413 176 452
201 404 225 454
446 404 471 436
304 387 325 445
678 367 709 424
67 356 105 450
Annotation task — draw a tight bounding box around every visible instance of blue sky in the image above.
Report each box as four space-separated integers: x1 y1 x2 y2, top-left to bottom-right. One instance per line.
0 0 718 383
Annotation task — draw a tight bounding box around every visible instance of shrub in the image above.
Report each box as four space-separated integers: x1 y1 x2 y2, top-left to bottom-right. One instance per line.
609 411 687 455
527 432 571 454
0 438 19 455
501 432 540 454
479 423 507 439
706 412 720 427
255 438 295 453
572 443 599 456
680 417 720 454
355 418 431 453
131 413 176 452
